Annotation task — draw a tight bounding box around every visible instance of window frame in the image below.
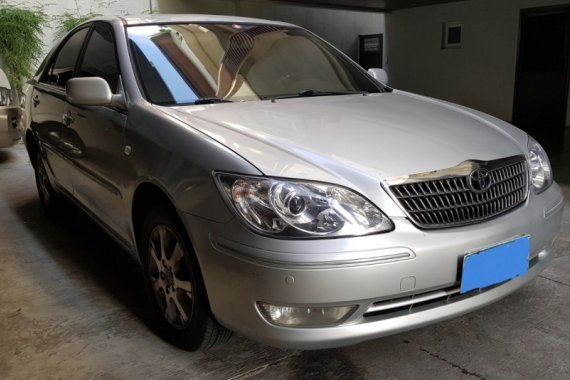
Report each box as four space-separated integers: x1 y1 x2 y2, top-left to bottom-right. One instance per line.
75 21 122 93
442 21 462 49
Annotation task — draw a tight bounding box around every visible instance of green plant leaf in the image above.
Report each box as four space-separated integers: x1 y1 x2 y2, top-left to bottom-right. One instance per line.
0 3 47 89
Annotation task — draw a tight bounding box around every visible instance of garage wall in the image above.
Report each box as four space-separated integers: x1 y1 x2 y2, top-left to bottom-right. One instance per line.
566 75 570 128
154 0 252 15
156 0 384 61
260 4 384 60
386 0 570 124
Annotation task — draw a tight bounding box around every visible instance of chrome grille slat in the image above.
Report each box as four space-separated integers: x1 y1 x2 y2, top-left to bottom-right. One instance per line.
363 253 542 320
366 287 461 314
388 157 528 228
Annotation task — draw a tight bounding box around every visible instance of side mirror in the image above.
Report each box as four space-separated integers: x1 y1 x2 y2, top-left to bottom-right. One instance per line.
367 68 388 85
66 77 125 108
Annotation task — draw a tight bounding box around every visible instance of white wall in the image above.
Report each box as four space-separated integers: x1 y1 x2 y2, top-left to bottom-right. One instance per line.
386 0 570 125
3 0 152 58
156 0 385 61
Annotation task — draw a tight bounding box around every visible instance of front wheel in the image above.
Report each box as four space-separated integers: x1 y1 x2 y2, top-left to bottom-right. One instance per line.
34 148 60 216
140 207 231 351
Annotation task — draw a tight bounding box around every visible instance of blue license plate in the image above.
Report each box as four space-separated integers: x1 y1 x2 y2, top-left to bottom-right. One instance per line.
460 236 530 294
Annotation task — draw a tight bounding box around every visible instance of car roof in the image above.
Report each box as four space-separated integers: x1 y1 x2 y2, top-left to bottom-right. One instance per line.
90 14 297 28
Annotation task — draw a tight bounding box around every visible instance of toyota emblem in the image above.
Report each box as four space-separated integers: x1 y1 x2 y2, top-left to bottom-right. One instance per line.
468 168 492 193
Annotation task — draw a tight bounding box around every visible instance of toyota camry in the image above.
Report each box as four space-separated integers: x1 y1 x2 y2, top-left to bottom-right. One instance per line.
21 15 563 350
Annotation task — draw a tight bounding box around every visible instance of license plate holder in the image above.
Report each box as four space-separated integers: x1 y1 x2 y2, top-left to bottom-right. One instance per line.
460 236 530 294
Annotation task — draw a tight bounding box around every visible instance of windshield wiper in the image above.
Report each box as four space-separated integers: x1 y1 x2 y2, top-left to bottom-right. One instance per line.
265 90 368 100
193 97 233 105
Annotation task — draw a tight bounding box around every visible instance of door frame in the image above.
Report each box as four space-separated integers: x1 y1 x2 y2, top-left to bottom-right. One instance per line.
512 4 570 132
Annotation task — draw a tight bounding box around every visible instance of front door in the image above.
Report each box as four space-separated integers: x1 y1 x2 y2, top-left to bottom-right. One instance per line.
60 23 130 242
512 7 570 150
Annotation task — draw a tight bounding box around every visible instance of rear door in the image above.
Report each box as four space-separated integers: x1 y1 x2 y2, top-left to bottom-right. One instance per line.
31 26 91 193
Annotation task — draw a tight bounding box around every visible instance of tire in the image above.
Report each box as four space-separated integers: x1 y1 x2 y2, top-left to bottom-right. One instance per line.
34 148 60 216
140 206 232 351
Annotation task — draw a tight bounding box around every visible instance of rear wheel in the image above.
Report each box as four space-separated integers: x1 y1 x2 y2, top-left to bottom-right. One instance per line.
140 207 231 351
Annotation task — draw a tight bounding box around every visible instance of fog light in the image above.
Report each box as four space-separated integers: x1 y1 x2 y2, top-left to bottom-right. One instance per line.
257 302 357 327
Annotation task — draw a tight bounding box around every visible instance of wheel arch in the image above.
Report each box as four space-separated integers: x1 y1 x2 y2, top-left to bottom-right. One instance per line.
132 182 175 252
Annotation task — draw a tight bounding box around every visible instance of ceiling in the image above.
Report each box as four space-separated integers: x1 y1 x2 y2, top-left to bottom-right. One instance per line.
273 0 467 12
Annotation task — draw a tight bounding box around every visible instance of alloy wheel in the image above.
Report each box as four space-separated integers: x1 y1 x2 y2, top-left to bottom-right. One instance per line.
148 225 194 329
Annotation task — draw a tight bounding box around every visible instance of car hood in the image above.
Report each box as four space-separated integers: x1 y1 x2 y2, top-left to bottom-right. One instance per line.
158 90 527 182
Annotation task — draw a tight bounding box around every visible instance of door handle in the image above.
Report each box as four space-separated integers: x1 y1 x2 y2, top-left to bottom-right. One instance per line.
33 95 40 107
62 112 74 126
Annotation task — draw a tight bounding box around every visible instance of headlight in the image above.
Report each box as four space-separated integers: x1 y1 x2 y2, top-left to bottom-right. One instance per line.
527 136 552 193
215 173 393 238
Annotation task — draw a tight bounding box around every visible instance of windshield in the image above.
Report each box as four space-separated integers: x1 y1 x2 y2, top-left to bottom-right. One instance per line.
127 23 383 105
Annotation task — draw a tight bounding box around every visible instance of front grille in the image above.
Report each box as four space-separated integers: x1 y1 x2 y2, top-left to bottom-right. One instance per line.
388 156 528 228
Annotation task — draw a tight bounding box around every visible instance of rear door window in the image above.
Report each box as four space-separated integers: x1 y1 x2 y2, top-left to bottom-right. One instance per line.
42 27 90 87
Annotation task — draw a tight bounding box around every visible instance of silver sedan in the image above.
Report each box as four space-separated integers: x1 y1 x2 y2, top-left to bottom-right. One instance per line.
21 15 563 350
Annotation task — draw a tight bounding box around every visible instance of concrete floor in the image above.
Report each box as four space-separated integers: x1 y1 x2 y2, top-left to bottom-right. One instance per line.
1 143 569 380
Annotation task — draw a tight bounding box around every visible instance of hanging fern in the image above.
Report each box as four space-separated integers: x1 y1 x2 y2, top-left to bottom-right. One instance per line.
0 3 47 88
54 12 99 40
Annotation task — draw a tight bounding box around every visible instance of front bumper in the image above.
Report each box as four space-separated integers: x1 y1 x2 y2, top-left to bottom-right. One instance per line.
182 183 563 349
